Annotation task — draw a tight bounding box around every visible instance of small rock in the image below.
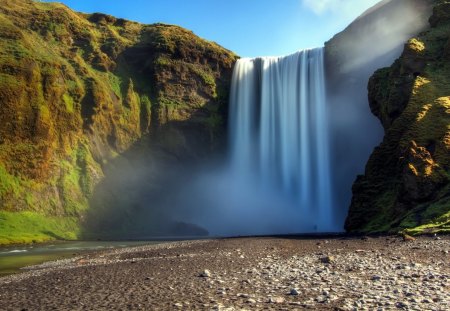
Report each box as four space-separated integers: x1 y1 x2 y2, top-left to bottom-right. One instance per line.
290 288 299 296
316 295 327 303
173 303 183 308
372 275 382 281
268 296 285 304
320 256 334 264
199 270 211 277
395 301 409 308
402 234 416 242
246 298 256 304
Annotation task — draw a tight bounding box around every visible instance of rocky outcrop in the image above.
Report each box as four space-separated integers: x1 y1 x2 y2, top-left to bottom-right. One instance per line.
0 0 237 244
323 0 434 225
346 1 450 234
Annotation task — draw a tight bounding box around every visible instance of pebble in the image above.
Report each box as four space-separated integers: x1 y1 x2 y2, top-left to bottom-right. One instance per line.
1 238 448 310
199 270 211 277
290 288 299 295
268 296 285 304
320 256 334 264
371 275 382 281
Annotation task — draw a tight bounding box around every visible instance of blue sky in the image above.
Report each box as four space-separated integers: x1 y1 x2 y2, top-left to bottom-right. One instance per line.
43 0 381 57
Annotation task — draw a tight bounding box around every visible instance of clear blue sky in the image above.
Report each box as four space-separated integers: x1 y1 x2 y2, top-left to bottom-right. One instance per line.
43 0 381 57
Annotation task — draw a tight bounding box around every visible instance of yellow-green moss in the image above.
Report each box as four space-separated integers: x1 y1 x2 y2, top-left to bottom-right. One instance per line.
0 165 21 197
0 0 236 244
0 211 80 245
347 1 450 234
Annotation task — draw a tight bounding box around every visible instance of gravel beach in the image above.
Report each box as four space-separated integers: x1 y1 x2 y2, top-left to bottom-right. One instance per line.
0 236 448 310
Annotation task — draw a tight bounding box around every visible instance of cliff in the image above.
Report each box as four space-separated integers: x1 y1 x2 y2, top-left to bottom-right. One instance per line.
346 1 450 234
0 0 237 244
324 0 435 225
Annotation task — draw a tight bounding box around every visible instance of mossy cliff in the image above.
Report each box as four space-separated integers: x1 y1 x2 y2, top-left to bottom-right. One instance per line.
346 1 450 234
0 0 237 244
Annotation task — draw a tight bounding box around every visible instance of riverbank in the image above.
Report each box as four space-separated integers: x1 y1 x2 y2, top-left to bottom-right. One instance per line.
0 240 155 276
0 236 448 310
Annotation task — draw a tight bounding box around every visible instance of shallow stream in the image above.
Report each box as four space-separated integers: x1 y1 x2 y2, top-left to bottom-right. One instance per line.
0 241 157 276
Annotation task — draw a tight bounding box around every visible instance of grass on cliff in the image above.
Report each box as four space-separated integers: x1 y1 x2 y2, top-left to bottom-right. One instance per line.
401 196 450 234
0 211 80 245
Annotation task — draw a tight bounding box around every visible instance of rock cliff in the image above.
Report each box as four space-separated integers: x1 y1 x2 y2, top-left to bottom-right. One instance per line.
346 1 450 234
0 0 237 244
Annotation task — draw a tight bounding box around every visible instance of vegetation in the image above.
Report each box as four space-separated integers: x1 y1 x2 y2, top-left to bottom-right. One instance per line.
0 211 79 245
346 1 450 234
0 0 237 244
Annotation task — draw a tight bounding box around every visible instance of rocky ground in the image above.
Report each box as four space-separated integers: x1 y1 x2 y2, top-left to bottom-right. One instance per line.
0 236 448 310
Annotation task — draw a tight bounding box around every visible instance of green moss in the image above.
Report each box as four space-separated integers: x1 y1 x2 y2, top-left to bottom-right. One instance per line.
62 93 74 113
154 55 171 67
76 142 101 197
0 211 80 245
360 189 398 233
0 73 21 88
0 0 236 244
107 72 123 99
189 64 216 87
140 95 151 111
0 165 22 197
158 96 185 107
347 1 450 234
59 157 88 216
402 198 450 234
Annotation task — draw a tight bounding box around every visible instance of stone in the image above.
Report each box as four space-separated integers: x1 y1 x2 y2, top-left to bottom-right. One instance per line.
320 256 335 264
290 288 300 295
372 275 382 281
199 270 211 277
316 295 327 303
268 297 285 304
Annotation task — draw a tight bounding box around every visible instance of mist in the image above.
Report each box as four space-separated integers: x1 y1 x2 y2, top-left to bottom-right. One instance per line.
326 0 433 227
85 0 434 239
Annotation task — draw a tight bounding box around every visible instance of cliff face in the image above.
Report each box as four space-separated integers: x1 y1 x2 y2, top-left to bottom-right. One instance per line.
346 1 450 234
323 0 434 225
0 0 237 244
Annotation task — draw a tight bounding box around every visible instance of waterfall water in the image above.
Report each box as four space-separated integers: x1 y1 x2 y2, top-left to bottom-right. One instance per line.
229 48 335 232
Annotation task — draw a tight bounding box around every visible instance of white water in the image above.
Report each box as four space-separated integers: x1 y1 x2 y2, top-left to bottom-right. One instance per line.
228 48 337 232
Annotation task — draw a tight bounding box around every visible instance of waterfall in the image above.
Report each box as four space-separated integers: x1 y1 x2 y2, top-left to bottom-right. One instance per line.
229 48 335 232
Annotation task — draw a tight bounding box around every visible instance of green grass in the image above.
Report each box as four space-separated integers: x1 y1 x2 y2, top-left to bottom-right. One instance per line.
0 211 80 245
401 196 450 234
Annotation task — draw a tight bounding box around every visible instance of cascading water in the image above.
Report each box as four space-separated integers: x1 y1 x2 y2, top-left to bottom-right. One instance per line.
228 48 337 232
